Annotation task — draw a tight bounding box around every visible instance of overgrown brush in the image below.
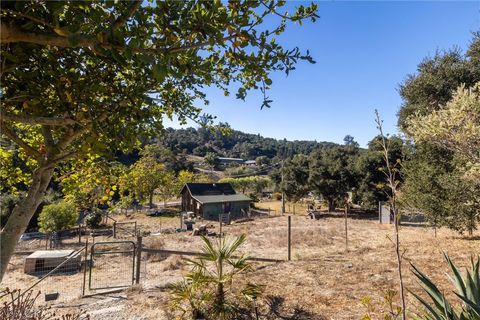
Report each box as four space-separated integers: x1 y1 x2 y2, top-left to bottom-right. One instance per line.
0 288 89 320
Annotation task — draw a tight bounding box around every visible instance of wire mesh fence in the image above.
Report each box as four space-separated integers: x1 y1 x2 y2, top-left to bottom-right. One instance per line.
2 235 140 308
87 241 136 291
113 221 138 239
1 246 87 306
3 211 293 310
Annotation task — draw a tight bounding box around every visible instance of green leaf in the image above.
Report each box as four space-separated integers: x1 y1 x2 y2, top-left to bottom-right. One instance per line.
152 64 167 82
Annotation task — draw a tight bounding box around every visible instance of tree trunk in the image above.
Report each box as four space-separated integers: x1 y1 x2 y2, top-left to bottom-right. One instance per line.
216 282 224 307
149 192 153 208
0 165 54 281
328 199 335 212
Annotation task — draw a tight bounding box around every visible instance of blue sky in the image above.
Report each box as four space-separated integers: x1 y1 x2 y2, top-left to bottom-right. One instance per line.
166 1 480 147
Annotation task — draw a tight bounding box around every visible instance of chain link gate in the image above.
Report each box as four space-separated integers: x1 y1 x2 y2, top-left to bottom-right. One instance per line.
88 241 136 291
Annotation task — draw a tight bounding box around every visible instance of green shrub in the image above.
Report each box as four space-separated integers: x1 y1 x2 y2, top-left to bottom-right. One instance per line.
0 193 22 228
38 201 78 233
85 210 103 229
170 234 264 319
248 192 259 202
273 192 282 200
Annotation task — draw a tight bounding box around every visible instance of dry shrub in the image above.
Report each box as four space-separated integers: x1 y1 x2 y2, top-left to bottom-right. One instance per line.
0 288 89 320
160 255 184 271
356 246 372 254
145 237 166 262
125 284 143 295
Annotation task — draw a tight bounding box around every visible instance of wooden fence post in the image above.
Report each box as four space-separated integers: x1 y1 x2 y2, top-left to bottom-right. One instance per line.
135 236 142 284
287 215 291 261
113 222 117 238
344 204 348 252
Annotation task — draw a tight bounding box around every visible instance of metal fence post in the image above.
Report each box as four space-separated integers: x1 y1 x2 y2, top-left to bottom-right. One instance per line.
287 215 291 261
219 215 223 238
82 238 89 296
135 236 142 284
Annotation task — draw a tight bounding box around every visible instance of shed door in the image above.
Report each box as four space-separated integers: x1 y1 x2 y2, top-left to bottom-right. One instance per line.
223 202 231 213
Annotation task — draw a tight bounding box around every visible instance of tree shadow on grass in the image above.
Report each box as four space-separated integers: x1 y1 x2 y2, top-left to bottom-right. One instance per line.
261 295 327 320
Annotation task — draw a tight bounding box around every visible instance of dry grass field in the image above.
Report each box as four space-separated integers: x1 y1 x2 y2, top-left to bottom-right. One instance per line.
3 202 479 319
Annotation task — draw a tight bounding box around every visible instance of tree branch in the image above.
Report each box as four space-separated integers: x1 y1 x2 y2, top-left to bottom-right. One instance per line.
1 20 94 47
56 112 109 151
41 125 56 157
0 122 41 158
0 111 78 126
44 151 78 168
1 20 238 55
111 0 141 31
1 9 56 30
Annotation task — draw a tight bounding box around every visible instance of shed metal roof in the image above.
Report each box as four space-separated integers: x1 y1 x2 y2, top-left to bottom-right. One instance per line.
192 194 252 204
183 183 236 196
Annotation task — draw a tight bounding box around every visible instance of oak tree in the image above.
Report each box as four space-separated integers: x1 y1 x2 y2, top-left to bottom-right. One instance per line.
0 0 318 280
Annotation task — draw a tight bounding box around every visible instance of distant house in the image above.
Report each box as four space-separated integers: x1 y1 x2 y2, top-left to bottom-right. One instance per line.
244 160 257 166
180 183 252 220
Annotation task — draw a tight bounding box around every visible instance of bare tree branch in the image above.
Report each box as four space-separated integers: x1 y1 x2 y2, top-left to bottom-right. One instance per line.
44 151 78 168
0 111 78 126
56 112 109 151
375 109 406 320
1 20 238 55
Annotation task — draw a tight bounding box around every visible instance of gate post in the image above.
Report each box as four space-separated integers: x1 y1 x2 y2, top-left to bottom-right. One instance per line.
135 236 142 284
82 238 88 296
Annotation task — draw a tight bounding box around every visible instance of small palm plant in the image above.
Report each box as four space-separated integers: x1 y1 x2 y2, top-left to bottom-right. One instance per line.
170 234 264 320
410 254 480 319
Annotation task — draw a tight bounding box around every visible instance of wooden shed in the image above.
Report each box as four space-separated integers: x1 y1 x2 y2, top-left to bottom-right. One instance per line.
24 250 81 275
180 183 252 220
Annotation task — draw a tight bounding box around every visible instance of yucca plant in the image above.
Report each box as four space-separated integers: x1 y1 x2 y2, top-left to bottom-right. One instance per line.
170 234 264 320
410 254 480 319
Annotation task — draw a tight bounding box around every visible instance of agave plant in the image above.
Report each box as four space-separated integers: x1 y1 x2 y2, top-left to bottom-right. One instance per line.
170 234 264 320
410 254 480 320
